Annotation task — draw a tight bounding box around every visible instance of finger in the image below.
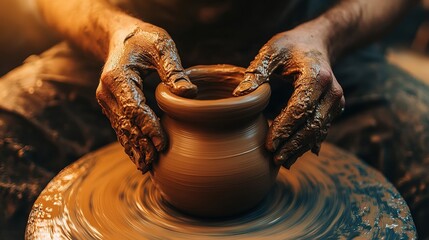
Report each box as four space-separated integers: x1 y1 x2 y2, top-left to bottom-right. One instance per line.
101 100 155 174
272 119 319 169
115 116 147 171
115 120 133 158
277 143 311 169
121 30 198 98
311 80 344 155
103 103 155 173
132 103 167 151
274 81 344 168
153 37 198 98
272 113 316 168
309 126 328 156
311 89 345 155
109 69 167 151
137 137 157 173
98 69 167 174
309 97 343 155
233 42 287 96
266 69 333 152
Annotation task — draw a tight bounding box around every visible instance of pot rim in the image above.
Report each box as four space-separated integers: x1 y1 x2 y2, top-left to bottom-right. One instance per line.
155 64 271 122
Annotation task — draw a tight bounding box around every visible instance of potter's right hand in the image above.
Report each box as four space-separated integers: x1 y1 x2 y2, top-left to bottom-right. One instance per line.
233 29 345 169
96 23 197 173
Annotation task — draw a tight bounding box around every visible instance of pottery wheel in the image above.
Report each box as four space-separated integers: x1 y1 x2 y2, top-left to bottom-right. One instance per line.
26 143 416 239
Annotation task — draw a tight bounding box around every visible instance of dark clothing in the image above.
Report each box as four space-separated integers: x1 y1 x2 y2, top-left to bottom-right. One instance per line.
0 44 117 239
331 46 429 239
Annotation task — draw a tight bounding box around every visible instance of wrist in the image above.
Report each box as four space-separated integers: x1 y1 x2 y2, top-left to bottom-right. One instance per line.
104 16 158 72
288 19 332 62
107 14 141 50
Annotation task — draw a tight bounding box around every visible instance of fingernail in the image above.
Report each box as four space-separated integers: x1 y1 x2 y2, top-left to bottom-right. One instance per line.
233 81 256 96
173 79 198 98
174 78 191 88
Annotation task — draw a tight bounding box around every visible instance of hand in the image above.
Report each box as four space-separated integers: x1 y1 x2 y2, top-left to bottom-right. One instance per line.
96 22 197 173
233 29 345 169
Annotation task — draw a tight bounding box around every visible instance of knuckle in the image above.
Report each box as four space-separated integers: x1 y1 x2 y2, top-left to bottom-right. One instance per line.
331 86 344 100
317 69 333 87
95 85 105 101
95 85 113 116
150 25 169 36
100 70 117 87
150 27 173 46
259 36 283 57
266 33 290 55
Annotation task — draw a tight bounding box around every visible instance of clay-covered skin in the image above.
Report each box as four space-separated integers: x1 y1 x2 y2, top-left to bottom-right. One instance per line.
96 24 197 173
233 29 345 168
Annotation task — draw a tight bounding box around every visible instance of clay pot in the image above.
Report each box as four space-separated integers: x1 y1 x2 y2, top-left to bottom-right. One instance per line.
152 65 279 217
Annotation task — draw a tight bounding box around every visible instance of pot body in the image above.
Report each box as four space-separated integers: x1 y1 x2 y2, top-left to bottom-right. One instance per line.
151 65 279 217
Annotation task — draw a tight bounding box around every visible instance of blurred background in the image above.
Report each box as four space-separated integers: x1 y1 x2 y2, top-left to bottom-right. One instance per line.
0 0 58 76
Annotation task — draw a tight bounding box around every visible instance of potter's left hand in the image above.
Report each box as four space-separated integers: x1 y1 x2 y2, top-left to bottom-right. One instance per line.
233 30 345 169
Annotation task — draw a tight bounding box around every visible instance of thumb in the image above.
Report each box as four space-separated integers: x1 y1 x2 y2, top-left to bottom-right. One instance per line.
232 73 261 96
233 43 281 96
157 40 198 98
168 76 198 99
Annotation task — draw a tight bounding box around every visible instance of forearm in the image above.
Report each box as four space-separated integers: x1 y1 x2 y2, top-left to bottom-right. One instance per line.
36 0 138 60
298 0 419 63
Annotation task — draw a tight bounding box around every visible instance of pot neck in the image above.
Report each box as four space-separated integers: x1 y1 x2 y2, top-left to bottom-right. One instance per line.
155 64 271 124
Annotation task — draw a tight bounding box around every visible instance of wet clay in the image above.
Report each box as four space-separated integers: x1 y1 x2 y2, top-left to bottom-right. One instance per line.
26 142 416 239
153 65 277 217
